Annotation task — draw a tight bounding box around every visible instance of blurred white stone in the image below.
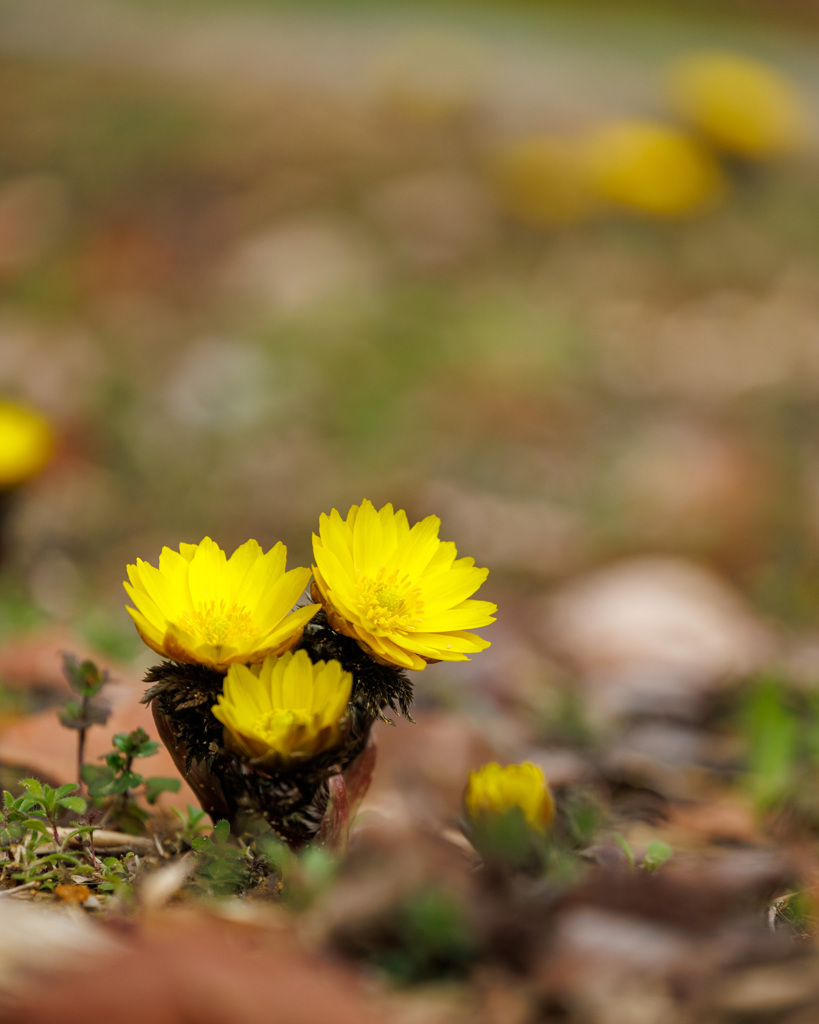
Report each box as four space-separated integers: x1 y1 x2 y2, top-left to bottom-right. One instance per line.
553 907 690 973
539 557 774 719
222 217 379 315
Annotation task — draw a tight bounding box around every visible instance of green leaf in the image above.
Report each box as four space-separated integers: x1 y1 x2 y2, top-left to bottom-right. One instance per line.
23 818 51 836
61 653 109 698
21 778 44 799
55 783 80 801
612 833 636 871
62 826 96 843
213 819 231 843
37 851 84 867
143 777 181 804
743 677 799 810
84 765 116 797
104 752 127 771
59 796 87 815
642 840 673 873
113 729 153 756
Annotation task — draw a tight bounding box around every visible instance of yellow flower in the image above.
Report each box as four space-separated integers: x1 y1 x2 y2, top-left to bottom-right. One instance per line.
465 761 554 832
0 400 54 488
583 119 724 217
212 649 352 764
312 499 496 671
667 51 807 159
124 538 318 670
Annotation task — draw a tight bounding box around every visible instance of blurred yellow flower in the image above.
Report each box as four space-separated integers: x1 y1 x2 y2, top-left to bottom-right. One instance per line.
465 761 554 832
125 538 318 670
490 135 596 228
312 499 496 672
0 400 54 488
583 119 724 217
212 649 352 765
667 51 807 159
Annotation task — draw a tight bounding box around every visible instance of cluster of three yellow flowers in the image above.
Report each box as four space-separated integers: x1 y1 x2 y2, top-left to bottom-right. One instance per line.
124 500 497 766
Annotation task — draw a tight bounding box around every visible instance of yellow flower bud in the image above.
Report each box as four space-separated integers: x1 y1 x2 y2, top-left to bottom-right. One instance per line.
465 761 554 832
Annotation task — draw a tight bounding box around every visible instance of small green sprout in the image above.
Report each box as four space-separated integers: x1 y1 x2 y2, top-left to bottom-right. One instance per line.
82 727 180 833
58 653 112 788
612 833 673 873
190 819 250 897
171 804 211 846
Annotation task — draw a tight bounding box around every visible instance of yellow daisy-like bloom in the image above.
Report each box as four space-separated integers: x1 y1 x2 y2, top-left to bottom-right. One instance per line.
465 761 554 832
583 119 724 218
0 400 54 488
124 538 318 670
311 500 496 672
212 649 352 765
667 51 807 159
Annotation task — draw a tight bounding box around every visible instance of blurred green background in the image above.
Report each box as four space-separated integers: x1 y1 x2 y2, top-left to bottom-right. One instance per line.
1 0 819 661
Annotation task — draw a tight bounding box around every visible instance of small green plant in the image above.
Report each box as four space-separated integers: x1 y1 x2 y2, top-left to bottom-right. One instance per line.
252 830 338 909
642 839 673 873
58 653 112 788
82 727 180 833
189 819 250 897
96 853 140 894
370 885 480 984
613 833 674 873
171 803 210 846
0 779 95 890
731 674 819 829
741 676 801 812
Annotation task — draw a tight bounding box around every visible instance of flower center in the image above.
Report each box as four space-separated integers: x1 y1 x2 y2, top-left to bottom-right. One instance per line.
181 600 257 647
357 568 423 634
254 707 311 744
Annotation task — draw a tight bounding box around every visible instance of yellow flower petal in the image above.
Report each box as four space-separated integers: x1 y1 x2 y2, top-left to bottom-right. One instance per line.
465 762 555 832
124 538 319 670
213 650 353 765
311 501 496 671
